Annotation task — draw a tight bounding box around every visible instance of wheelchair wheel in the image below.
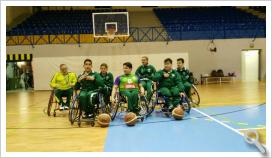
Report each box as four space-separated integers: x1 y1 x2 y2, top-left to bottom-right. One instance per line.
90 121 95 127
190 85 200 106
146 90 156 116
47 90 55 116
181 95 191 114
69 95 79 125
77 110 82 127
138 96 149 117
110 101 119 121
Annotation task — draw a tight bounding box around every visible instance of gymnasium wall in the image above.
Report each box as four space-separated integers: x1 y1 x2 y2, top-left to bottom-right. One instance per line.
7 38 266 90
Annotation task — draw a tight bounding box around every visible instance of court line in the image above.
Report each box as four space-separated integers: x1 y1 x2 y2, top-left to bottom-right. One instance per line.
194 107 268 150
109 103 265 127
238 127 266 131
7 104 265 130
192 108 243 136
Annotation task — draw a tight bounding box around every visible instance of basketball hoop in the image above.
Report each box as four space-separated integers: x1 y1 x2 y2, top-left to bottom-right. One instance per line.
106 28 116 39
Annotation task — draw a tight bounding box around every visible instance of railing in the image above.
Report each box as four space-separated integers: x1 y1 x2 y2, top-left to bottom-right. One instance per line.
6 27 171 47
6 26 264 47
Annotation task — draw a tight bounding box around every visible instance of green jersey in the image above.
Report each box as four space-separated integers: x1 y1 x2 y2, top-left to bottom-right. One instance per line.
176 67 194 84
114 74 140 92
76 71 104 91
135 64 156 80
153 69 183 92
99 72 114 88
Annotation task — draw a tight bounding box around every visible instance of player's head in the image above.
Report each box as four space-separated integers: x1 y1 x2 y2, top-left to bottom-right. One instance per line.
83 59 92 72
100 63 108 74
123 62 132 75
141 56 148 66
164 58 172 71
60 64 68 74
177 58 185 69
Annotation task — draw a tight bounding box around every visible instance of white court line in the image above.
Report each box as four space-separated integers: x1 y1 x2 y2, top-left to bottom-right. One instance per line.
192 108 267 148
192 108 244 136
238 127 266 131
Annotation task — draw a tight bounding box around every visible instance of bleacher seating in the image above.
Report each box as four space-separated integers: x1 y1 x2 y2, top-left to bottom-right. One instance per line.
7 7 266 41
6 9 127 36
153 7 266 40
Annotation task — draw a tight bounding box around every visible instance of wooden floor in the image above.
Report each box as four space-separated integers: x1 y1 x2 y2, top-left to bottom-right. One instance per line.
6 81 266 152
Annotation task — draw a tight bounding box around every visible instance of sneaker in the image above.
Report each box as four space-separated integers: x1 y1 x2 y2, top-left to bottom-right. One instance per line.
64 106 69 110
59 106 64 111
88 114 94 118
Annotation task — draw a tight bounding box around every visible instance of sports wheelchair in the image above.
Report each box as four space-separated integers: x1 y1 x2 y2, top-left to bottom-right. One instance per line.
47 89 75 117
110 91 149 122
146 84 192 117
69 88 114 127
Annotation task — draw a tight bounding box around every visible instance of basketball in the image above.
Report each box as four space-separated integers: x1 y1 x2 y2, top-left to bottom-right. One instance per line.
124 112 138 126
172 107 184 120
97 113 111 127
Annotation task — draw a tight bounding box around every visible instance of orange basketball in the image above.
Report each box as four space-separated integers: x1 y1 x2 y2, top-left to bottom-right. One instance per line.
172 107 184 120
124 112 137 126
97 113 111 127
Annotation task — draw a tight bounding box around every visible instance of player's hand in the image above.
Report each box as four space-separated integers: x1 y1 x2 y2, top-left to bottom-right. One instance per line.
86 76 95 81
78 75 87 82
163 73 169 78
180 92 185 97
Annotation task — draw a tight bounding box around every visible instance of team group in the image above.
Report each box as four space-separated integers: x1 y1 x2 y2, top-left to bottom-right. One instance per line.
50 56 194 118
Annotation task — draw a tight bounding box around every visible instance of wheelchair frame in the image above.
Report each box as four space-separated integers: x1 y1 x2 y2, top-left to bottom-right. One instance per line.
146 83 194 117
69 89 113 127
47 89 75 117
110 91 149 122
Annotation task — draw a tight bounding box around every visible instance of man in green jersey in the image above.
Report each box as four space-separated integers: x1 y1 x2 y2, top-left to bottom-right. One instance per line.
76 59 104 119
135 56 156 100
176 58 193 98
99 63 114 105
111 62 145 115
153 58 185 110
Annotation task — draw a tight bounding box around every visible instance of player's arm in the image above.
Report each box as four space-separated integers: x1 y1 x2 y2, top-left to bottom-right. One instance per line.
109 73 114 88
49 73 58 89
152 70 162 82
69 73 77 87
135 66 142 78
175 72 185 96
150 65 157 81
94 73 104 89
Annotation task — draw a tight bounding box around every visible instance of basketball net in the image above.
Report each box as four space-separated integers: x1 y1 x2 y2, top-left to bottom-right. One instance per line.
106 28 116 39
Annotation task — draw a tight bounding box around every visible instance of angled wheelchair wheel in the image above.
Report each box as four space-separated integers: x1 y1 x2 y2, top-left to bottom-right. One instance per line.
110 101 119 121
47 90 55 116
138 96 149 117
190 85 200 106
69 95 79 125
146 90 156 116
181 95 191 114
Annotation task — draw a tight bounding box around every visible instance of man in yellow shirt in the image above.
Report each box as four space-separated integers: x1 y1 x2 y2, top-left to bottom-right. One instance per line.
50 64 77 110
